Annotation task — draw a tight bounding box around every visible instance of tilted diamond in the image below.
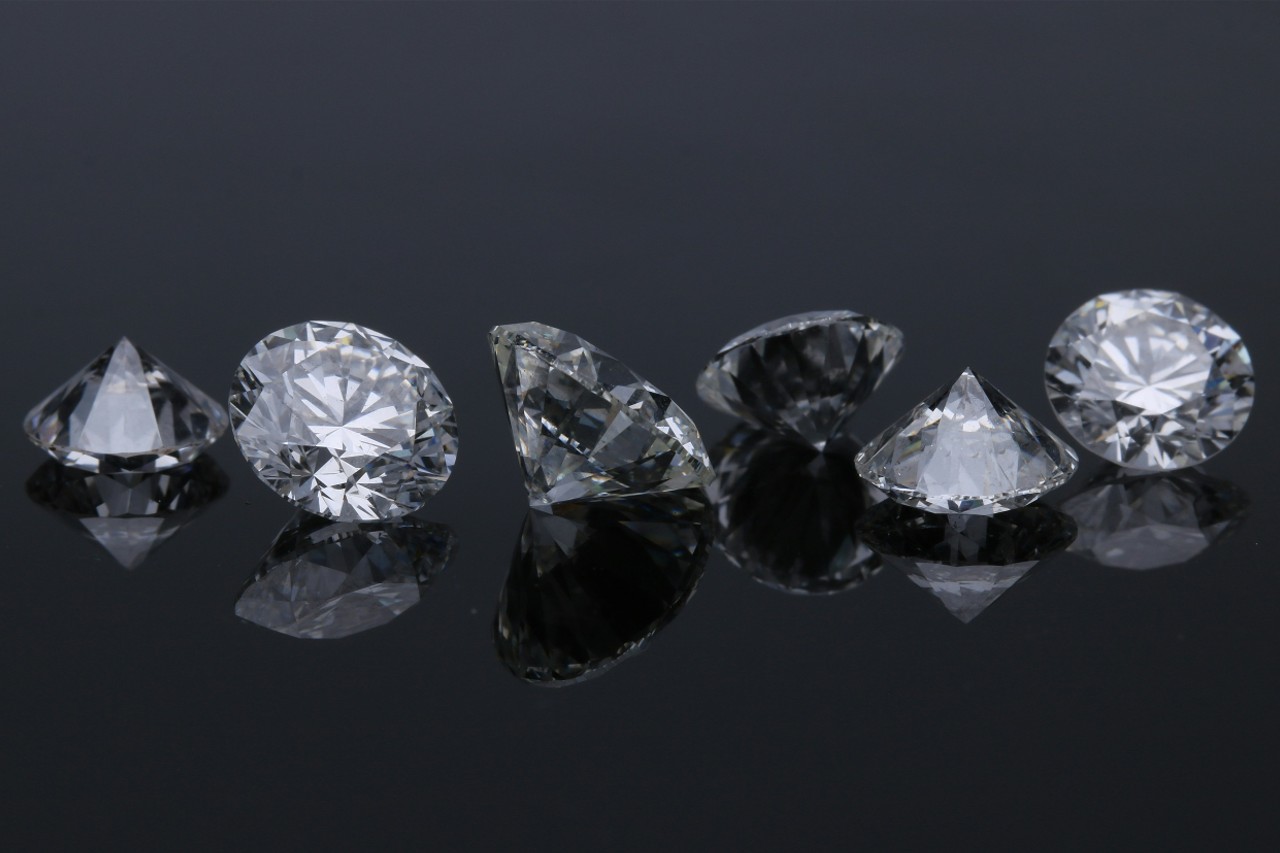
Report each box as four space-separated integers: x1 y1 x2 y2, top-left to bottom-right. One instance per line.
1060 468 1249 570
24 337 228 472
235 514 456 640
859 502 1076 623
1045 289 1254 471
230 321 458 521
490 322 714 506
697 310 904 448
855 369 1078 515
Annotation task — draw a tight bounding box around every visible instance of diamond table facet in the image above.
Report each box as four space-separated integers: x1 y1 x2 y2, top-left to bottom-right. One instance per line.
855 369 1079 515
1045 289 1254 471
25 337 228 472
490 322 714 506
230 321 458 521
696 310 905 448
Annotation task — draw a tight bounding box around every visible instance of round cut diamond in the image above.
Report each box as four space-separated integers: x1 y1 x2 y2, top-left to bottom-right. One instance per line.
230 321 458 521
1045 290 1254 471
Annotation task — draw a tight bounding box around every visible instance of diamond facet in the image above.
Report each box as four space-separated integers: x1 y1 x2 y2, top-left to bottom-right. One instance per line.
859 502 1076 623
230 321 458 521
1045 289 1254 471
855 369 1079 515
697 310 904 448
490 322 714 506
1060 468 1249 570
710 425 883 595
24 337 228 472
235 513 456 640
494 492 712 685
26 456 229 569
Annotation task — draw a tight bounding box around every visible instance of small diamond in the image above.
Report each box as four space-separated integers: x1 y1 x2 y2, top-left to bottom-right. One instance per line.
859 503 1076 622
26 457 228 569
709 425 883 595
494 492 712 685
1045 289 1254 471
1060 468 1249 570
855 368 1079 515
697 310 904 448
230 321 458 521
24 337 228 472
235 514 456 640
490 322 714 506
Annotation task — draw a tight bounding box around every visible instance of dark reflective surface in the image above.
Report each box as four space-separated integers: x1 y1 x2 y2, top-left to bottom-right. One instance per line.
860 503 1077 623
710 425 882 594
495 491 712 685
25 456 228 569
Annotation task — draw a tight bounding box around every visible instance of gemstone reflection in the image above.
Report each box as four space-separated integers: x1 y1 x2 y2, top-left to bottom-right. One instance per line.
236 513 456 639
859 502 1076 623
494 491 712 686
26 456 228 569
1060 468 1248 570
710 425 883 595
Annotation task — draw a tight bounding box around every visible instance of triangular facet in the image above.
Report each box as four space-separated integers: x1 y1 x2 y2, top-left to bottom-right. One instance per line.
855 368 1078 514
490 322 714 505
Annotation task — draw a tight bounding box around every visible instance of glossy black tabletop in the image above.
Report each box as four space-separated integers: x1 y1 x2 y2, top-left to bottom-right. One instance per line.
1 4 1276 850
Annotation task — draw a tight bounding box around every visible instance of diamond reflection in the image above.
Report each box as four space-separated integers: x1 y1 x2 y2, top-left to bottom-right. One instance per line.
236 513 456 640
859 503 1076 623
494 491 713 686
710 425 882 595
25 456 228 569
1060 468 1249 570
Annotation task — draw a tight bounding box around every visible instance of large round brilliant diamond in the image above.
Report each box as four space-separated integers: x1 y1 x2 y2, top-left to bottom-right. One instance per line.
230 321 458 521
1045 290 1254 471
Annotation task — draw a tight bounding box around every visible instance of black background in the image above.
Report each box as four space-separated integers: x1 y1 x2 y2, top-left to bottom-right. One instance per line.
2 4 1277 851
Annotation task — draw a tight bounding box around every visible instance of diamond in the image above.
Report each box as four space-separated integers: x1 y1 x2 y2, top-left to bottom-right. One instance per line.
709 425 883 595
859 502 1076 622
230 321 457 521
494 492 712 685
490 322 714 506
25 457 228 569
855 368 1079 515
697 310 905 448
235 514 456 640
1060 468 1249 570
24 337 228 472
1045 289 1254 471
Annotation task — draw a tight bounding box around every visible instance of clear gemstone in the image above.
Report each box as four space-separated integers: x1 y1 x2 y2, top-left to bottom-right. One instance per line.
855 368 1079 515
235 513 456 640
230 321 457 521
490 322 714 506
697 310 905 448
709 425 883 595
494 492 712 685
1045 289 1254 471
1060 468 1249 570
24 337 228 472
859 502 1076 622
25 456 228 569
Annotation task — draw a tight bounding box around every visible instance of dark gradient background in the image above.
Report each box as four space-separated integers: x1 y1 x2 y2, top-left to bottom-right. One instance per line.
2 4 1277 851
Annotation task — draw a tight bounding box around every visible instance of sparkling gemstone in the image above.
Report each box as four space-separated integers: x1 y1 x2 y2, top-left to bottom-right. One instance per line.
494 492 712 685
855 368 1079 515
859 502 1076 623
1060 468 1249 570
1045 289 1254 471
490 322 714 506
696 310 904 448
230 321 457 521
25 457 228 569
709 425 883 595
24 336 228 472
235 513 456 640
